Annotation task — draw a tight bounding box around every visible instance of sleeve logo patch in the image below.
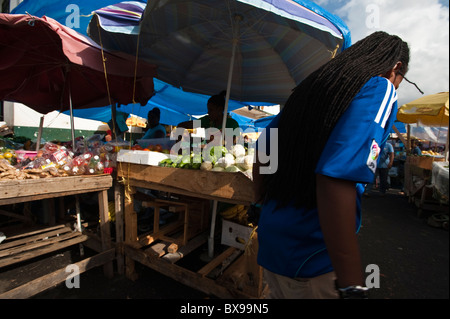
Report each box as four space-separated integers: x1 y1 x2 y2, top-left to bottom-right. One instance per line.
367 140 380 174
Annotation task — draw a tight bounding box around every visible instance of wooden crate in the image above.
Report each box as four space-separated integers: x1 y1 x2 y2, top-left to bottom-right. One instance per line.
138 196 210 248
0 174 113 205
406 156 445 170
0 224 88 269
117 163 254 204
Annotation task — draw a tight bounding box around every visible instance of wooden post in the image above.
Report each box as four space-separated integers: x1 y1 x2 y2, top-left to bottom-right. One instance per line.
124 185 138 280
99 190 114 278
114 182 125 275
406 124 411 154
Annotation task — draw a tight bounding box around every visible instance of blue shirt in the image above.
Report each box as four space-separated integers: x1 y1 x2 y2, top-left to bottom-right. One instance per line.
257 76 398 278
141 124 166 139
378 143 394 169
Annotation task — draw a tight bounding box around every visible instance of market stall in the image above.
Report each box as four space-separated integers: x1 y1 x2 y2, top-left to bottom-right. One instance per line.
0 12 159 298
397 92 449 217
115 141 264 298
0 172 114 298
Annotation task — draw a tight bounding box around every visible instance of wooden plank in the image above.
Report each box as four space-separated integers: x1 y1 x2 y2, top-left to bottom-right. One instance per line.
118 164 254 204
1 224 66 241
137 219 184 247
124 185 138 280
0 175 113 203
197 246 237 277
125 179 251 205
0 188 110 206
216 234 263 298
162 232 208 263
0 231 80 258
0 226 72 251
114 182 125 275
98 189 114 278
0 234 88 268
144 241 179 258
144 242 168 257
0 248 116 299
123 244 254 299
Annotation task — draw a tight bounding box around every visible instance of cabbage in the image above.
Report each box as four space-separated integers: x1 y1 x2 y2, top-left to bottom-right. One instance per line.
230 144 246 158
200 161 213 171
225 165 241 173
238 154 254 170
215 153 235 168
209 146 228 157
211 166 225 171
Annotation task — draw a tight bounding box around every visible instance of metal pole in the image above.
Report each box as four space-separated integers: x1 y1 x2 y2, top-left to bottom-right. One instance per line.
221 14 242 145
35 116 44 152
69 87 76 153
208 200 218 259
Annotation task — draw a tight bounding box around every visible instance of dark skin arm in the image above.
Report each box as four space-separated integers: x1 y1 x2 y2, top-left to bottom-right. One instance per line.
388 151 394 169
316 174 364 288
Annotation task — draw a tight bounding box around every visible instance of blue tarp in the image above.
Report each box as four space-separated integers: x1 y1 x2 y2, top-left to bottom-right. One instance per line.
65 78 270 126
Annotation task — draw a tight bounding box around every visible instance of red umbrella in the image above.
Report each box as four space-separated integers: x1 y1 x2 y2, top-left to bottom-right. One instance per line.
0 13 157 114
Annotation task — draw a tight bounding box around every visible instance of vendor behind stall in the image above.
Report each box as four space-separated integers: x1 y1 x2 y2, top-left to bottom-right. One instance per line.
412 139 422 155
177 91 240 131
142 107 166 139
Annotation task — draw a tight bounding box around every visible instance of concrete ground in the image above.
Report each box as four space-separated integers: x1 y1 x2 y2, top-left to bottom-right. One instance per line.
1 188 448 300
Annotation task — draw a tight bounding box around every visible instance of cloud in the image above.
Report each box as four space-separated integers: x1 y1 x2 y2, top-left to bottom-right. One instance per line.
330 0 449 106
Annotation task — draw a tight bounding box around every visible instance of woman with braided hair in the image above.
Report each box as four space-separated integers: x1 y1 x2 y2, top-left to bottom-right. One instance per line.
253 31 412 299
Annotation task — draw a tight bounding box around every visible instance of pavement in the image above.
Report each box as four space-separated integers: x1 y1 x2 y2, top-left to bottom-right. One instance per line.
2 188 448 300
357 189 449 299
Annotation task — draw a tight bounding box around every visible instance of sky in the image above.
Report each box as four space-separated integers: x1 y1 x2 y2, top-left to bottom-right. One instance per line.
316 0 450 107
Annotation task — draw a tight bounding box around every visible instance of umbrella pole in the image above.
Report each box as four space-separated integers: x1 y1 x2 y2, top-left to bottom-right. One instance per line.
208 15 241 259
221 14 241 146
69 88 76 153
445 128 449 161
208 200 218 259
35 116 44 152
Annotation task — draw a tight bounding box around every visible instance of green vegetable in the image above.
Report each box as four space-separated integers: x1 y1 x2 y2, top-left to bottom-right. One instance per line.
209 146 228 157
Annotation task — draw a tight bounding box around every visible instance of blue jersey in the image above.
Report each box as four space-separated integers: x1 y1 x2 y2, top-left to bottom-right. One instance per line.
257 76 398 278
142 124 166 139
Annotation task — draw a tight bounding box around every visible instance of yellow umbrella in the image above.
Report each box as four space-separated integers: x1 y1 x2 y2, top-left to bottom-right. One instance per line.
397 92 449 127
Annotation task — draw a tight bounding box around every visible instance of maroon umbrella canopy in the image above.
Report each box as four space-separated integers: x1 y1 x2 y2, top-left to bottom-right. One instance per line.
0 13 157 114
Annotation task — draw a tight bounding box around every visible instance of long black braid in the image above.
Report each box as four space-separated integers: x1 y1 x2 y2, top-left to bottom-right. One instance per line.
260 31 410 209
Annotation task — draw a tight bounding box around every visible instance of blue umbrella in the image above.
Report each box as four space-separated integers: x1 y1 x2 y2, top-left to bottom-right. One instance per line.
65 1 276 126
11 0 147 36
136 0 351 257
139 0 350 104
138 0 350 133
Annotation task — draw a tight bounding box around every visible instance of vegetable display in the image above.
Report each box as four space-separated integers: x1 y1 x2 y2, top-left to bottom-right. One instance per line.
158 144 254 179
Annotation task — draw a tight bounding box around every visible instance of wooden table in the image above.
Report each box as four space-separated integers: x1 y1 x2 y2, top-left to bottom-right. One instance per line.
117 163 264 299
404 156 447 216
0 174 115 298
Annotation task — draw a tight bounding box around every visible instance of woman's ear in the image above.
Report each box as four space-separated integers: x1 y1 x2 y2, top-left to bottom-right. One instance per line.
393 61 403 73
382 61 403 82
